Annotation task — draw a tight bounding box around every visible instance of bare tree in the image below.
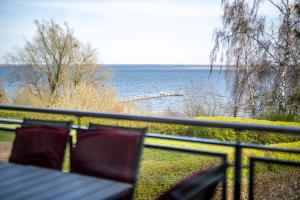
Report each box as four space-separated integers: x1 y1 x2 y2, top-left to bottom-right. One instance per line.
183 83 226 117
5 20 101 106
295 3 300 37
211 0 300 116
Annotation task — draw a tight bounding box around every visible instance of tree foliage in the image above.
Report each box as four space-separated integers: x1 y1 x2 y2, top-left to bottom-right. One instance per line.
5 20 102 106
211 0 300 116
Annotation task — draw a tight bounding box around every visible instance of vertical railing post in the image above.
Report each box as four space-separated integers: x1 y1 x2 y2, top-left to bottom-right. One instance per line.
76 115 81 134
248 158 255 200
234 129 242 200
69 134 73 155
222 156 228 200
72 115 81 149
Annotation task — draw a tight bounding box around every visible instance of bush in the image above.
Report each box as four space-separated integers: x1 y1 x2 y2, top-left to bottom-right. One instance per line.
12 83 139 114
264 112 300 122
52 84 138 114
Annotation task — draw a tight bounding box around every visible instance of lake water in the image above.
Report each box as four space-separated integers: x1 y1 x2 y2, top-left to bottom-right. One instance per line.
0 65 231 114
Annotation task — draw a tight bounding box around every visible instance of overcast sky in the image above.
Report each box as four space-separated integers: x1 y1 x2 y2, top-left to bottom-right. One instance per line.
0 0 275 64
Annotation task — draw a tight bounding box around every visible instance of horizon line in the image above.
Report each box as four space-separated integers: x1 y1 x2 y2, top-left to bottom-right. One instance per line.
0 63 226 66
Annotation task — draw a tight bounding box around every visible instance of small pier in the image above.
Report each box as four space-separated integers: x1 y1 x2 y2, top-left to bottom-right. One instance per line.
120 91 184 102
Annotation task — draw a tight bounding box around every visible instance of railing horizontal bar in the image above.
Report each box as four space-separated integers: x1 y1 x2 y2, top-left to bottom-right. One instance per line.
148 133 300 153
1 123 300 154
250 156 300 166
147 133 236 146
240 143 300 154
0 118 22 124
0 127 15 132
0 119 231 148
144 143 228 158
0 105 300 135
1 124 300 156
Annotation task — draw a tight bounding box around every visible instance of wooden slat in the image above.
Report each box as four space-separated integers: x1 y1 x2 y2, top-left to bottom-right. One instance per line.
0 164 36 180
12 173 79 200
54 179 112 200
0 163 11 169
0 163 133 200
82 183 132 200
0 165 48 184
28 173 104 200
3 170 63 199
0 168 50 196
0 162 24 171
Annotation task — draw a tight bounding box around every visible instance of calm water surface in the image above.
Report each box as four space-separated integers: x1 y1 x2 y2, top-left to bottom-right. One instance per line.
0 65 230 114
107 65 229 113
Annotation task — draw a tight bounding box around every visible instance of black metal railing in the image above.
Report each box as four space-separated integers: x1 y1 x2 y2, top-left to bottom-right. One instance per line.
0 104 299 200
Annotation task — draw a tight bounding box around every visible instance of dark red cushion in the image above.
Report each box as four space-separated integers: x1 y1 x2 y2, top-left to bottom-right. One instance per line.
157 167 217 200
9 126 70 170
71 128 144 184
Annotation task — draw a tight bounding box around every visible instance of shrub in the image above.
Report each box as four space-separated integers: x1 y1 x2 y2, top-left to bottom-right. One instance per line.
264 112 300 122
12 83 139 114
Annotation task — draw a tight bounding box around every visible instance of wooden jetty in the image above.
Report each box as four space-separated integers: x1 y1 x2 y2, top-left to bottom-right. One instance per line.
120 91 184 102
